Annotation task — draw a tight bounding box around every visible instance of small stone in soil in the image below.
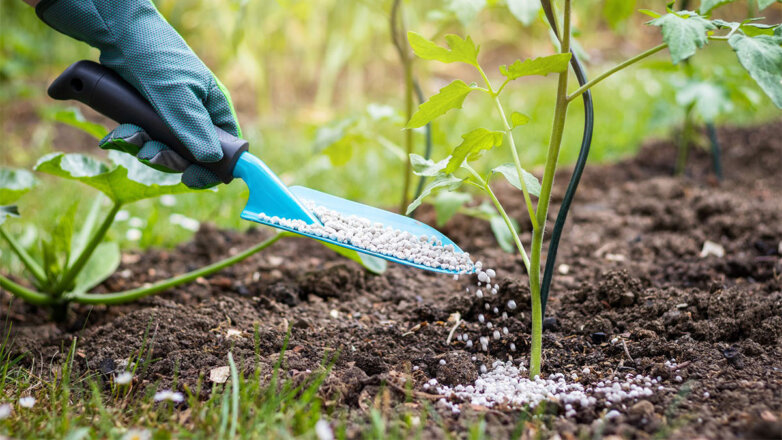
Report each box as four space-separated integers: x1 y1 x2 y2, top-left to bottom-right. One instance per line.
542 317 559 331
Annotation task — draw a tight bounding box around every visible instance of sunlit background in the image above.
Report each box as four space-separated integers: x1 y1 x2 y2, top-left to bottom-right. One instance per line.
1 0 780 262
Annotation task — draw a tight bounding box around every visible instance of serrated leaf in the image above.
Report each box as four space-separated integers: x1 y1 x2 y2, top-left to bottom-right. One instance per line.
507 0 540 26
71 241 120 294
0 168 37 205
407 32 480 66
675 81 733 121
45 107 109 140
728 33 782 108
35 151 196 205
410 154 450 177
406 80 475 129
406 175 463 215
699 0 734 15
0 205 19 225
500 54 571 80
490 163 541 197
490 215 519 253
321 242 387 274
510 112 531 128
649 12 716 64
431 191 472 226
445 128 504 173
603 0 637 29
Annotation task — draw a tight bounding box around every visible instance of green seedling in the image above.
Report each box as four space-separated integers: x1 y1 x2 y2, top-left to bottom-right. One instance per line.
0 110 385 313
405 1 781 377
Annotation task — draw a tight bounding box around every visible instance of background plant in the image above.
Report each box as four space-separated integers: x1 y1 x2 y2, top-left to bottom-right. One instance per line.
405 0 782 377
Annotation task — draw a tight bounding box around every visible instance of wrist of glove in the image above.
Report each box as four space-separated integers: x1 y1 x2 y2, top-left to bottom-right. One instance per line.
36 0 241 189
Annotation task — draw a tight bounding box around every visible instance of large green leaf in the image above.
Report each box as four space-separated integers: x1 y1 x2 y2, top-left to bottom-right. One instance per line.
406 80 475 129
35 151 196 205
699 0 735 15
649 12 716 64
407 32 480 67
406 175 463 215
507 0 540 26
71 241 120 294
0 168 37 205
45 107 109 140
409 154 450 177
431 191 472 226
499 54 572 80
728 33 782 108
490 163 541 197
0 205 19 225
445 128 504 173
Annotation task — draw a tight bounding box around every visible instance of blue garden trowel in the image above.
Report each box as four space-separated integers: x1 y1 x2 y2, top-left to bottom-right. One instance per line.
48 61 469 274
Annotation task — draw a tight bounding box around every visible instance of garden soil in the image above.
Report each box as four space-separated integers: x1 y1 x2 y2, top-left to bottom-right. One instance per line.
3 121 782 439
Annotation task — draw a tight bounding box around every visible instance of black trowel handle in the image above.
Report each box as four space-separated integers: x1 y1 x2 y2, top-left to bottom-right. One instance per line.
48 60 248 184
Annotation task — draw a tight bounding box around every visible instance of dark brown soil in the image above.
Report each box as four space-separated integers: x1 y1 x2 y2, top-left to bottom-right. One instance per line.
3 121 782 439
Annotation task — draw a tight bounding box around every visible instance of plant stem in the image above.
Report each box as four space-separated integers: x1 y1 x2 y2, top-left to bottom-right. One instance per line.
475 65 539 230
68 232 285 305
567 43 668 103
53 202 121 294
529 0 572 378
0 273 53 305
391 0 415 213
463 165 531 273
675 103 696 175
0 226 47 285
491 95 539 231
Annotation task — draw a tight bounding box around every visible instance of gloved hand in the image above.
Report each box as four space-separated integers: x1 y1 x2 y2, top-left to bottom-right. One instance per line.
36 0 241 188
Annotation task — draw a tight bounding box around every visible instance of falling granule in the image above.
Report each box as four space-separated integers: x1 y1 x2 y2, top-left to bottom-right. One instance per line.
478 272 490 283
486 269 496 278
476 290 484 299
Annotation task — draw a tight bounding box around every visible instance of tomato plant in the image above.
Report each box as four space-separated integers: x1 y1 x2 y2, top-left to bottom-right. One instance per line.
405 0 782 377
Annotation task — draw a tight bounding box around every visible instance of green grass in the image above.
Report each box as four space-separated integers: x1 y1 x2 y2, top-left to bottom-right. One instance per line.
0 321 517 439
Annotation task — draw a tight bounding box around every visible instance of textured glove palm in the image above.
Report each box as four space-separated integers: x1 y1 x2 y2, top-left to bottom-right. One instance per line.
37 0 241 188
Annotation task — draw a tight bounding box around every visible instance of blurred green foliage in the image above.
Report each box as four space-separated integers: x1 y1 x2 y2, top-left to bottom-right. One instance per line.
1 0 779 262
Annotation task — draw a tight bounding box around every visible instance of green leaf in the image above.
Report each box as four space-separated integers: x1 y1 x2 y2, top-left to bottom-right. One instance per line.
45 107 109 140
510 112 531 128
322 134 363 166
490 215 519 253
699 0 734 15
728 33 782 108
409 154 450 177
322 242 387 274
0 205 19 225
649 12 716 64
499 54 572 80
757 0 781 11
406 80 475 129
675 80 733 122
507 0 540 26
0 168 37 205
638 9 663 19
431 191 472 226
407 32 480 67
406 175 463 215
445 128 504 173
71 241 120 294
35 151 197 205
490 163 541 197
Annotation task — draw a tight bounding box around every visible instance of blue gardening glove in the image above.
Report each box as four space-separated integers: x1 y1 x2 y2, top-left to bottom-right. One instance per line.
36 0 241 189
